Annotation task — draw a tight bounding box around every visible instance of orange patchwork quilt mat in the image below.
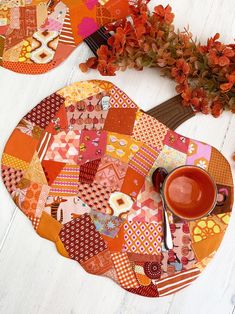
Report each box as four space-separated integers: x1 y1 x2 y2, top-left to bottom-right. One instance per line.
0 0 131 74
1 80 234 297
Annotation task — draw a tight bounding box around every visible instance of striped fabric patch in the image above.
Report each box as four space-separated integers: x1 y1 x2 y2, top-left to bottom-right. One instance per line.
156 268 201 296
79 159 101 184
59 9 76 46
37 132 52 162
129 145 158 177
49 164 80 196
84 27 111 56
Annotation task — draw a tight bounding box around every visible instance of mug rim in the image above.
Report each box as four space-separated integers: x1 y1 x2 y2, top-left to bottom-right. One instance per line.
162 165 218 221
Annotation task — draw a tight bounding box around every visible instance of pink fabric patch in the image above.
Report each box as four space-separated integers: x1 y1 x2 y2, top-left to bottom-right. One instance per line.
44 130 81 164
160 222 197 278
77 17 99 38
128 179 163 223
78 130 107 164
186 139 211 170
163 130 189 154
85 0 98 10
40 18 63 32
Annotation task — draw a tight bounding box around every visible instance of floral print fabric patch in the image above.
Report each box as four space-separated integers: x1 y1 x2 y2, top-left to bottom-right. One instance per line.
1 79 234 298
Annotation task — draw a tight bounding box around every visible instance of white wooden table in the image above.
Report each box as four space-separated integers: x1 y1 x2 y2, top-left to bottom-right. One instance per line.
0 1 235 313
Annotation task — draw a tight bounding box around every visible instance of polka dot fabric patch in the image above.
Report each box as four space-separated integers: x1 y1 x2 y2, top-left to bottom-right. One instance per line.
1 80 233 297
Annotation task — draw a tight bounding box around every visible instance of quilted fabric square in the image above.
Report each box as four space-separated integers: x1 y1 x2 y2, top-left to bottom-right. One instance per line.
161 222 197 278
153 145 187 172
24 93 65 129
44 130 81 164
66 91 109 131
4 129 38 163
78 130 107 164
128 179 162 223
163 130 190 154
81 249 113 275
186 139 211 170
79 159 101 184
16 119 43 140
111 252 139 289
59 213 107 263
77 181 114 214
128 144 158 177
90 209 123 238
121 167 146 199
49 164 80 196
94 155 128 190
208 147 233 186
45 195 91 224
133 112 168 150
2 80 234 298
123 221 162 255
1 166 23 195
156 268 200 297
106 132 141 163
104 108 138 135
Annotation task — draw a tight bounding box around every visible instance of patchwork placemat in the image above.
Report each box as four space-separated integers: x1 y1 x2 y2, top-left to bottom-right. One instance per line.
1 80 234 297
0 0 132 74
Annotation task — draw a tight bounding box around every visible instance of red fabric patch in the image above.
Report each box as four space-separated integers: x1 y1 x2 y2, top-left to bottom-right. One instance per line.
1 166 23 195
78 130 107 164
79 159 101 183
59 213 107 263
163 130 190 154
126 283 159 297
103 108 137 135
41 160 66 186
24 93 65 129
45 104 68 134
81 249 113 275
77 182 113 214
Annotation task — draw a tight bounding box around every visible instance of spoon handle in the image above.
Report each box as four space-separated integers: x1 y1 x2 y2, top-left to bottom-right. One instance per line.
163 208 173 250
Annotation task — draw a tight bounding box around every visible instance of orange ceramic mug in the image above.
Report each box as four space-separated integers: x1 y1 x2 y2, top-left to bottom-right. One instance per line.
163 165 217 220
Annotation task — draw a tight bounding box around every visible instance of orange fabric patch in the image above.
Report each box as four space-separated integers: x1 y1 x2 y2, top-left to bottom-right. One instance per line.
66 0 96 44
133 112 169 150
55 238 70 258
81 249 113 275
21 182 42 216
103 108 137 135
208 147 233 186
192 232 225 261
102 223 125 252
37 211 62 243
121 167 145 199
3 61 55 75
111 252 139 289
45 104 68 135
4 129 38 162
128 144 158 177
41 160 66 186
123 221 162 255
106 132 142 163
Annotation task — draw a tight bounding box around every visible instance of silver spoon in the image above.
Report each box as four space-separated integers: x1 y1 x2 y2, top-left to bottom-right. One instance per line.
152 167 173 251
